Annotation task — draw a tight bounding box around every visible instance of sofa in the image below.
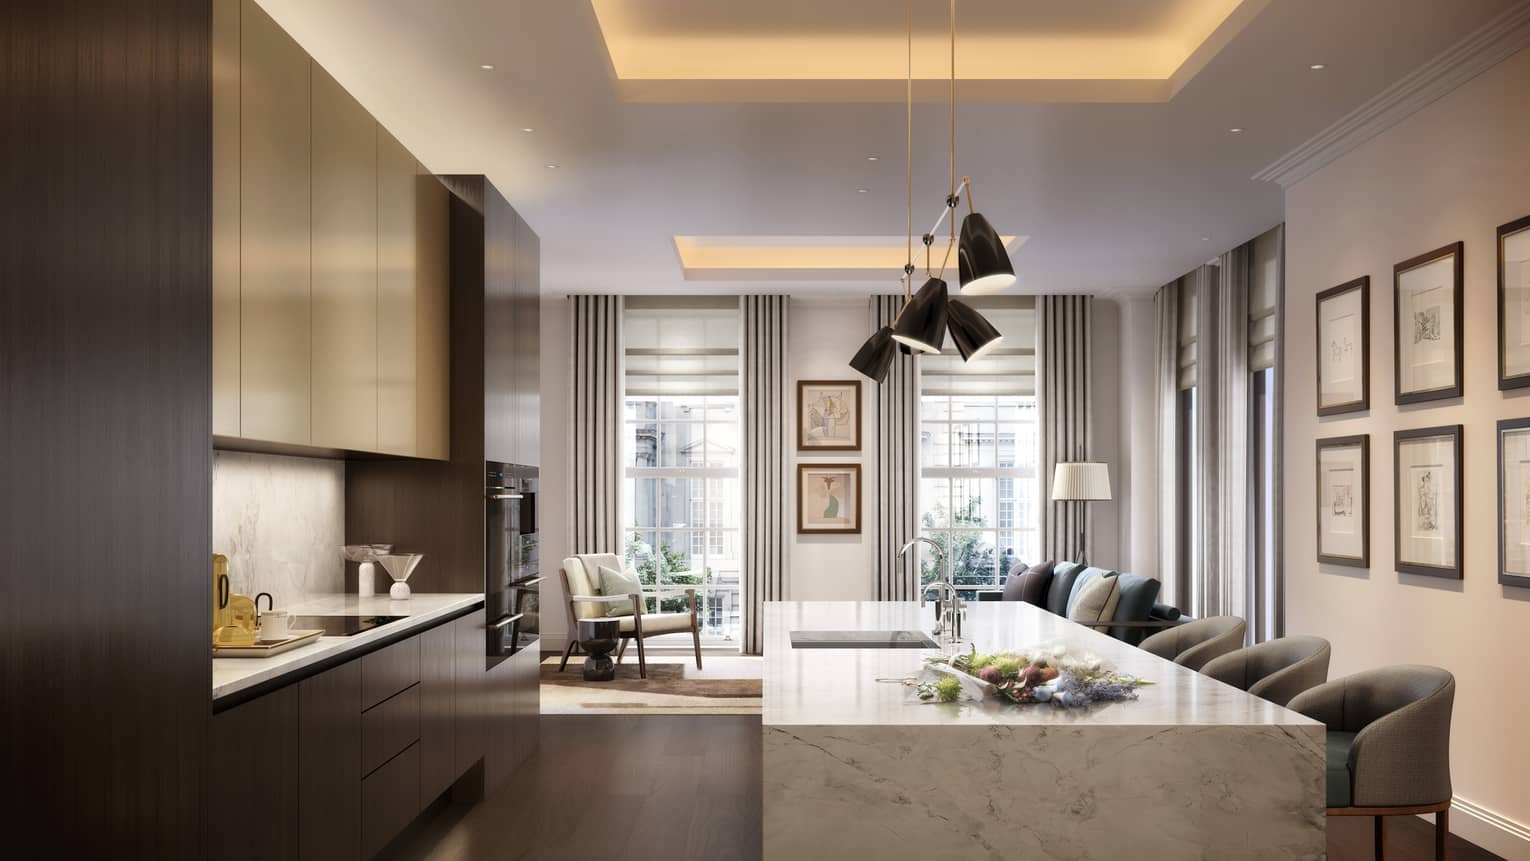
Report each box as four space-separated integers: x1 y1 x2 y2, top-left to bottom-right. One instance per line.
1001 560 1183 645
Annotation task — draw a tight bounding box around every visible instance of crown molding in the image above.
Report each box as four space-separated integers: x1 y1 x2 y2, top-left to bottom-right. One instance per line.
1254 2 1530 188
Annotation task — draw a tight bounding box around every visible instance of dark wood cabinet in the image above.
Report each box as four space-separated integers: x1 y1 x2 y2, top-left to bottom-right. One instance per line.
361 635 421 710
453 613 487 778
209 687 300 861
361 742 421 859
513 209 541 468
419 621 457 803
510 641 542 770
361 684 420 777
298 661 361 861
483 652 518 793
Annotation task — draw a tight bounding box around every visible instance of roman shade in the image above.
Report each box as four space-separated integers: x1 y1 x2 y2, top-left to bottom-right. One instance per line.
917 296 1036 396
623 296 740 397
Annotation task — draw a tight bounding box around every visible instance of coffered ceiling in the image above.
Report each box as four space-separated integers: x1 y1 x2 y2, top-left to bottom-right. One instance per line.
253 0 1524 297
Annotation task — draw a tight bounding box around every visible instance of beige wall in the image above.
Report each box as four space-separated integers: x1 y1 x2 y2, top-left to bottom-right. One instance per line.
1284 47 1530 858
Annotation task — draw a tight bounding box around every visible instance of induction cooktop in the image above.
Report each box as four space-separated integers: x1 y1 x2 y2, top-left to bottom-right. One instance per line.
288 615 406 637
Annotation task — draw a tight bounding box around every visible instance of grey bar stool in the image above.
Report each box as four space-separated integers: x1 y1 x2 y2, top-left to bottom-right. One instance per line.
1288 666 1456 860
1199 635 1331 706
1138 615 1246 671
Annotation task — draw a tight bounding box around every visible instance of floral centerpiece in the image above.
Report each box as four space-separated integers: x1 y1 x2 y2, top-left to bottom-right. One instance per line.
909 642 1152 708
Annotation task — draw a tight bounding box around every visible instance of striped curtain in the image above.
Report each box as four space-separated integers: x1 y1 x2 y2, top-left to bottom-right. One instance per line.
1039 295 1093 562
569 295 623 555
741 296 790 655
872 295 920 601
1155 280 1183 606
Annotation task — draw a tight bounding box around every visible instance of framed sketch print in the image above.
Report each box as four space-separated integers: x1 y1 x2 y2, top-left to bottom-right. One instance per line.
1393 425 1463 579
1497 418 1530 588
797 380 862 451
1498 214 1530 389
797 463 861 534
1316 277 1370 415
1316 435 1369 567
1394 242 1463 404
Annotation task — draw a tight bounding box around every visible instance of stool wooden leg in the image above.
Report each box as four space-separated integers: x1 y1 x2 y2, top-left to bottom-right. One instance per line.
1374 815 1386 861
1435 808 1448 861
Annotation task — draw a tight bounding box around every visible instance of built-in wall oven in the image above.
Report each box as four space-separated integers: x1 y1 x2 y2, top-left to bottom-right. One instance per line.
486 462 539 668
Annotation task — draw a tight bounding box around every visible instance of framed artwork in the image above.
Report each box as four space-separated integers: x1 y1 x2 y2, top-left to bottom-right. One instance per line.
1497 214 1530 389
1496 418 1530 588
1315 277 1370 415
1393 425 1462 579
1316 435 1369 567
1394 242 1463 404
797 380 861 451
797 463 861 534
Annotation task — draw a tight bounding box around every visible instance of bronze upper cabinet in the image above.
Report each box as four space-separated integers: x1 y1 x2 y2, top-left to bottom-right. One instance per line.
311 67 379 452
237 0 312 446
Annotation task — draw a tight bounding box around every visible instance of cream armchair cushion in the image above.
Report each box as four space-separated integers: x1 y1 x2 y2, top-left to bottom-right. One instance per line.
617 613 693 635
563 554 625 620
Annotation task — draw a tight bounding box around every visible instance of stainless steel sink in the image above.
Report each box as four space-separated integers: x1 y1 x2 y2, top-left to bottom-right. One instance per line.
789 630 939 649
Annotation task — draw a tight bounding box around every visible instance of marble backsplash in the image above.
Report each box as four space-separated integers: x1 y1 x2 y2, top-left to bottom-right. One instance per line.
212 450 345 607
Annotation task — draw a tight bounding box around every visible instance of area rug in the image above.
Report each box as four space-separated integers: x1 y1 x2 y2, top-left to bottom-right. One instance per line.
539 654 763 715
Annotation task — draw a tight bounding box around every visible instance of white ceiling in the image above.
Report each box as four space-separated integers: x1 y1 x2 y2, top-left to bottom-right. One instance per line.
255 0 1521 297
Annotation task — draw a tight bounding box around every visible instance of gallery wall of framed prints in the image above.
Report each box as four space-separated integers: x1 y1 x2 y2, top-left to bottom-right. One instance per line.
1316 278 1370 415
1393 242 1464 404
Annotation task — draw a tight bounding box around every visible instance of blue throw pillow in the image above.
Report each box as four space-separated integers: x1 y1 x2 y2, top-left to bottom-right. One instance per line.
1046 562 1085 616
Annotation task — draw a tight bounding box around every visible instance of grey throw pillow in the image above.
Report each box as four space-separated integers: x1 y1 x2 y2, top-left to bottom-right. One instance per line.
597 565 641 617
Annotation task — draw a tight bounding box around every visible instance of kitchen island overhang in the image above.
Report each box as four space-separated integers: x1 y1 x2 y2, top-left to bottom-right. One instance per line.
763 600 1325 861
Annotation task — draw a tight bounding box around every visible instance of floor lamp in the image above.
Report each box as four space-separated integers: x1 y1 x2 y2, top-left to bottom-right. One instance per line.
1050 463 1112 566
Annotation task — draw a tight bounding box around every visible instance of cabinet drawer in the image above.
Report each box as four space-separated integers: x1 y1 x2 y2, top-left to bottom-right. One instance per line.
360 741 420 859
361 635 420 710
361 684 420 777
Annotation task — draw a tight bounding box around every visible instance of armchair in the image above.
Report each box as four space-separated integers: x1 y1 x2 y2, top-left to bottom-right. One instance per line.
558 554 702 680
1138 616 1246 671
1287 666 1455 860
1199 635 1331 706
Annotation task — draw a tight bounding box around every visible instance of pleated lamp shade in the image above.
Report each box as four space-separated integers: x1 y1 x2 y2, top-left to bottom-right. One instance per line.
1050 462 1111 501
890 277 949 354
945 299 1004 362
957 212 1016 295
849 325 898 383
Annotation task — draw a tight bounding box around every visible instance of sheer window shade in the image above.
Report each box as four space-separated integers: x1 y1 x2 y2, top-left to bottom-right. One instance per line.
1248 226 1281 372
919 296 1036 395
623 296 740 396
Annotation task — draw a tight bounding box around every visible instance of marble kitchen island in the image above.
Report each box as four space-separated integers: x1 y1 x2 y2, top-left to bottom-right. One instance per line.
763 601 1325 861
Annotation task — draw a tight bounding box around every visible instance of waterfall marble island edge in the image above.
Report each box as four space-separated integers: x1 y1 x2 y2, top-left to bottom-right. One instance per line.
762 601 1326 860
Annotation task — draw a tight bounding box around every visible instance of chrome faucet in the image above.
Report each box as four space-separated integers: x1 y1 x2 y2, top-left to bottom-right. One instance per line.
898 537 963 642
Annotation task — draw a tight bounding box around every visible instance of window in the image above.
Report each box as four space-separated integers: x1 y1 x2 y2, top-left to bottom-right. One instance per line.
917 298 1039 598
622 298 741 644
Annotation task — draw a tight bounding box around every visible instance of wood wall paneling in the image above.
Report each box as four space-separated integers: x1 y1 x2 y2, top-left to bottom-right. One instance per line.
0 1 212 855
238 0 311 444
209 687 301 860
298 661 362 861
212 0 241 436
310 65 379 451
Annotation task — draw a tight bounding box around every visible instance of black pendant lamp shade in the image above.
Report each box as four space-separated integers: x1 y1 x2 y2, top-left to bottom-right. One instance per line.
849 325 898 383
890 277 949 354
945 299 1004 362
958 212 1016 295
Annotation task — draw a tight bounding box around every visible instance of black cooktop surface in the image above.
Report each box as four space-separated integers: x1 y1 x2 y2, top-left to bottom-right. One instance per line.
289 615 407 637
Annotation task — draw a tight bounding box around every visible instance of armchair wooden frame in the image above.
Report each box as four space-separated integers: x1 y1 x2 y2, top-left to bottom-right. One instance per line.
556 568 702 680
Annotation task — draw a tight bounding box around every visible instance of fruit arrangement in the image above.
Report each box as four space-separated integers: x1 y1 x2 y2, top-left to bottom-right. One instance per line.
912 642 1152 707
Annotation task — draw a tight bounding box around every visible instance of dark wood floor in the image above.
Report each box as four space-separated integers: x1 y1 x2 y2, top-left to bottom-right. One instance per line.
391 715 1499 861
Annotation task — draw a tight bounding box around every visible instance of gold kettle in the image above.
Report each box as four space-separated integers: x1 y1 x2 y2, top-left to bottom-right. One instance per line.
211 553 257 647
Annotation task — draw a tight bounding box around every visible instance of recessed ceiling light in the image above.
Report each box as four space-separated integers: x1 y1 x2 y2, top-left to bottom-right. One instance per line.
479 64 495 70
1201 236 1210 241
521 127 535 133
545 163 559 170
866 156 879 162
1309 63 1326 70
856 187 870 194
1229 127 1244 133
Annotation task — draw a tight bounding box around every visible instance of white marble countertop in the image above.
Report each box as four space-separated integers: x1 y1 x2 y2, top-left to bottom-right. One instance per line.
212 593 483 702
763 600 1321 728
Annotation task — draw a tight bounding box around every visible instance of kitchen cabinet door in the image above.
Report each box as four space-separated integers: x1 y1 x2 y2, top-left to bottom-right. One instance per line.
453 613 486 777
298 660 362 861
212 0 241 437
311 65 379 452
414 165 451 460
238 0 311 445
377 128 417 456
510 642 541 769
419 620 456 803
512 211 541 468
482 653 517 794
483 184 516 465
209 687 300 861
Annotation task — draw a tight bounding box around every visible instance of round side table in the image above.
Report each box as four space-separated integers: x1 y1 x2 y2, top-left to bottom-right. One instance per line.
578 617 620 682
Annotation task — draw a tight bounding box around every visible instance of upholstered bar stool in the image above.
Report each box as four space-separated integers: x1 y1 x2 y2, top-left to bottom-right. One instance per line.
1287 666 1456 860
1199 635 1331 706
1137 616 1246 671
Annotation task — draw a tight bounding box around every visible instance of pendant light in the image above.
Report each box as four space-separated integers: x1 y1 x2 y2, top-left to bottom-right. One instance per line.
945 295 1003 361
891 276 950 354
948 0 1015 296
